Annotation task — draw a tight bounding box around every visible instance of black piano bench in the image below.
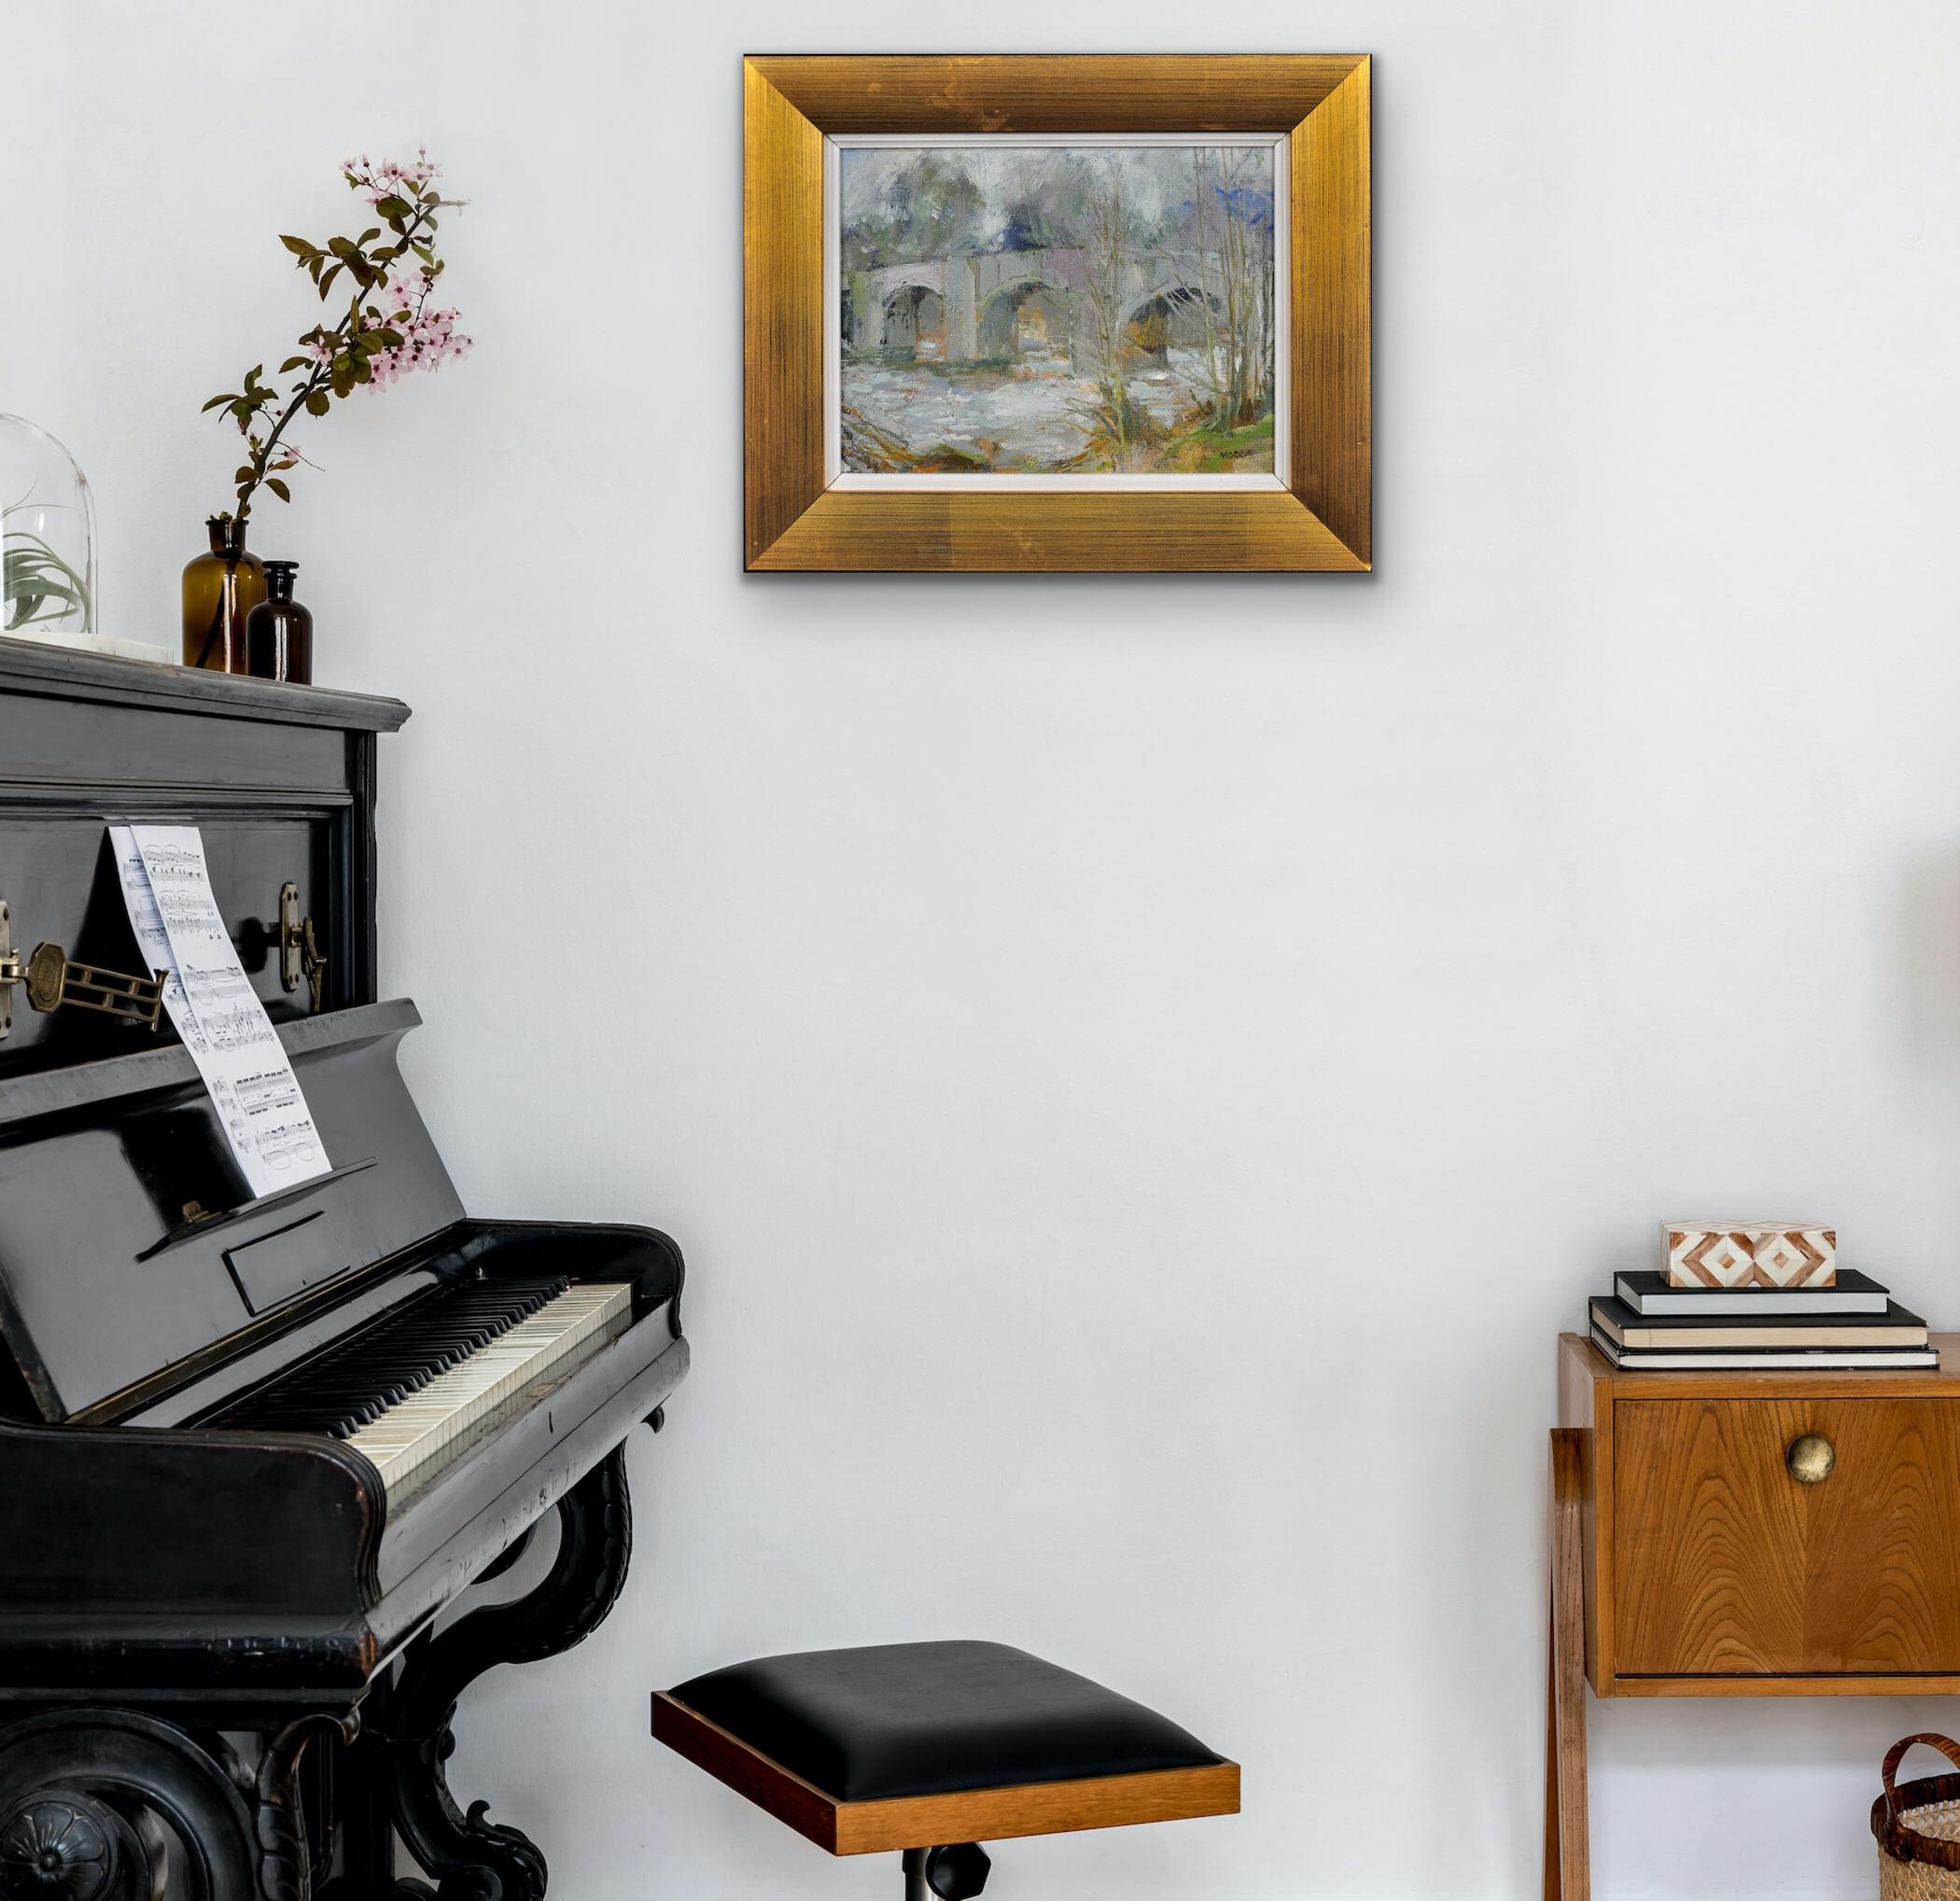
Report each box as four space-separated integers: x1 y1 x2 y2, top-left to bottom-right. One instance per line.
651 1640 1238 1898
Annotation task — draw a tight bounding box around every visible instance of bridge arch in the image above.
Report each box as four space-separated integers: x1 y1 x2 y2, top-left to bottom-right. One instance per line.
1123 285 1221 362
977 278 1071 365
881 282 945 362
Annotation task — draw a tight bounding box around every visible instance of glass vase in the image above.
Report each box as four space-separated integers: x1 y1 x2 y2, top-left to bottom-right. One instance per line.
246 561 313 685
1 414 98 647
182 516 266 673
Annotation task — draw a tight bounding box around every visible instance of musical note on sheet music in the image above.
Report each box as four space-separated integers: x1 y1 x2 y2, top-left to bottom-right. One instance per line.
109 824 329 1197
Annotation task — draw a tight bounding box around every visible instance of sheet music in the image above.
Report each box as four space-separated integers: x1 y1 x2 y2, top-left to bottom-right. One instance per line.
109 824 329 1198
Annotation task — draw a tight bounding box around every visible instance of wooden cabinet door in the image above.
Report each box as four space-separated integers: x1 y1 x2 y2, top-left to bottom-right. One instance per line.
1615 1397 1960 1676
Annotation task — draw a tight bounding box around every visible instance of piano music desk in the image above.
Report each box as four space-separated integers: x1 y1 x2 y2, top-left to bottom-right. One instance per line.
1550 1331 1960 1899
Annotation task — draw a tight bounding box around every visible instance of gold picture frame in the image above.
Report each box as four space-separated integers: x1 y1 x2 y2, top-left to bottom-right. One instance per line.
743 54 1372 573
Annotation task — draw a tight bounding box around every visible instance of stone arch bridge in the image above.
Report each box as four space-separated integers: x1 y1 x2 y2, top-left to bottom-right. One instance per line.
846 246 1252 370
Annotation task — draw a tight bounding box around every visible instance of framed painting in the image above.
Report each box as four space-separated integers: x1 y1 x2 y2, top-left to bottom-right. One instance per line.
742 54 1371 573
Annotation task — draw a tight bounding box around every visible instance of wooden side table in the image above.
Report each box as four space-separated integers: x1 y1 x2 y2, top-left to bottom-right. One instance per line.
1548 1331 1960 1899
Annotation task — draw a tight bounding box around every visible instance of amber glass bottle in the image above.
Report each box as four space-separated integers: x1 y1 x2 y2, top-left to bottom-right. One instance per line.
245 561 313 684
181 517 266 672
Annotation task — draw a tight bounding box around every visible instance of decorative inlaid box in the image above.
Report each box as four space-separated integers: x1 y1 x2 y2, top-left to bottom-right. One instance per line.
1663 1222 1837 1289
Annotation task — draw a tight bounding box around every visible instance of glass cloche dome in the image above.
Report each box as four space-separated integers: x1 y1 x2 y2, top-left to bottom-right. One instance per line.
1 414 97 642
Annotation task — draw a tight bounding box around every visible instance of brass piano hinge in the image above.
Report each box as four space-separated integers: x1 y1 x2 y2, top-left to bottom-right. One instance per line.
0 898 167 1041
278 882 329 1013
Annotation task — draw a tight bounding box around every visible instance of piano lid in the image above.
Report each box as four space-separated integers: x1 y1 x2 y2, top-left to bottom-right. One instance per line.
0 999 464 1423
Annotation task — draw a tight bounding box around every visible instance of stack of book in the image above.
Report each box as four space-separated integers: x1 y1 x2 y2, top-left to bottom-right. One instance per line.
1589 1265 1938 1371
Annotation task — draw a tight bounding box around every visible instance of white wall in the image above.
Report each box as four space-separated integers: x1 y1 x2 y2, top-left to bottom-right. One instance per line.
7 2 1960 1895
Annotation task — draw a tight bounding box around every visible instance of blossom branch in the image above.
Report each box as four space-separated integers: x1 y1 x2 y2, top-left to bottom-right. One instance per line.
203 147 472 523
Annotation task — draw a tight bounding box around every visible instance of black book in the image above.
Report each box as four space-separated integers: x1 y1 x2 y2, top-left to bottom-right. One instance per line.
1591 1294 1926 1352
1613 1267 1890 1317
1589 1325 1939 1371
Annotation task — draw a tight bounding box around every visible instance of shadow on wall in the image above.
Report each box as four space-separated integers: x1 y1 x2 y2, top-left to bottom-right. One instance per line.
1902 848 1960 1072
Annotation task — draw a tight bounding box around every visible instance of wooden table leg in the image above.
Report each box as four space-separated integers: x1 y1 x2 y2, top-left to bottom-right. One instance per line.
1546 1427 1589 1901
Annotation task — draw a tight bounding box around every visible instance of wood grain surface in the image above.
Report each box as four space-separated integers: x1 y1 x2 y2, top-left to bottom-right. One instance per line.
751 489 1365 573
1546 1429 1590 1901
743 60 827 566
747 55 1363 135
1291 56 1372 566
1547 1337 1960 1899
1615 1397 1960 1676
741 55 1372 571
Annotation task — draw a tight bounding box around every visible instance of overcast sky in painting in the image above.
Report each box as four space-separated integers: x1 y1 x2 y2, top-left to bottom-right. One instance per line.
838 143 1275 245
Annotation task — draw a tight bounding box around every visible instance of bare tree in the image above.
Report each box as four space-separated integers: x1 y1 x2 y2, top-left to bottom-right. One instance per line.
1076 166 1143 466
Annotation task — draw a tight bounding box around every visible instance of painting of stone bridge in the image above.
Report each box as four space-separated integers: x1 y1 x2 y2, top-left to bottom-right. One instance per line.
838 144 1277 477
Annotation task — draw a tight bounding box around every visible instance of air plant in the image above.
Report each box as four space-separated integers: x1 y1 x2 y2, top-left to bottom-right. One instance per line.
2 517 91 634
203 147 472 524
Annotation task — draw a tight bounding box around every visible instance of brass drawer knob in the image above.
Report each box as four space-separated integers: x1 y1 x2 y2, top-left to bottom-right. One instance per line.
1787 1433 1836 1484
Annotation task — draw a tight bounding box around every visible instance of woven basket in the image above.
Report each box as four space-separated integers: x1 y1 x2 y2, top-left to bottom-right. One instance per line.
1874 1735 1960 1900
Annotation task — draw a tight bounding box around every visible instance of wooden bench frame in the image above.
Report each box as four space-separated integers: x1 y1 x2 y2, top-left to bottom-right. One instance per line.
652 1691 1241 1855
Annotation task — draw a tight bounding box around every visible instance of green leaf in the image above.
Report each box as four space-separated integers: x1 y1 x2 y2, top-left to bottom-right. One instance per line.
358 227 381 245
267 479 291 503
375 194 413 220
279 234 316 258
328 236 362 263
305 390 331 417
202 394 237 412
233 466 255 483
330 357 354 398
278 356 309 373
318 262 343 299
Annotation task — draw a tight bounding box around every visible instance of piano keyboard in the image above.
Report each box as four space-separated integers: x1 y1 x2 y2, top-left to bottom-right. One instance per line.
345 1282 632 1488
210 1277 634 1491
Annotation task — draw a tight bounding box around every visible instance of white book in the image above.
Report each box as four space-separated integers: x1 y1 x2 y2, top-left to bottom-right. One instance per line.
1590 1326 1938 1371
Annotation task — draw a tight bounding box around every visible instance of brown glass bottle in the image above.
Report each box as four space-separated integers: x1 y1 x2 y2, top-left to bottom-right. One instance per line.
181 516 266 672
245 561 313 684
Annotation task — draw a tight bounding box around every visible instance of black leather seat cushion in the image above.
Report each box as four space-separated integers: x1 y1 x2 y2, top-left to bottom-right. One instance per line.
670 1640 1222 1803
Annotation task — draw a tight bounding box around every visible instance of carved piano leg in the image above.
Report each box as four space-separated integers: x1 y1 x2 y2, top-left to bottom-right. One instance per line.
385 1447 635 1901
256 1713 357 1901
0 1709 257 1900
319 1691 399 1901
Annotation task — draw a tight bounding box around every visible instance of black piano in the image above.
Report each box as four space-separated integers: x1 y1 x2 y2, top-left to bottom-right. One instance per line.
0 638 688 1901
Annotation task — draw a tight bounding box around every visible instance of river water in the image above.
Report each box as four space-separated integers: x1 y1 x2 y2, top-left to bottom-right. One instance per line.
841 352 1214 472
